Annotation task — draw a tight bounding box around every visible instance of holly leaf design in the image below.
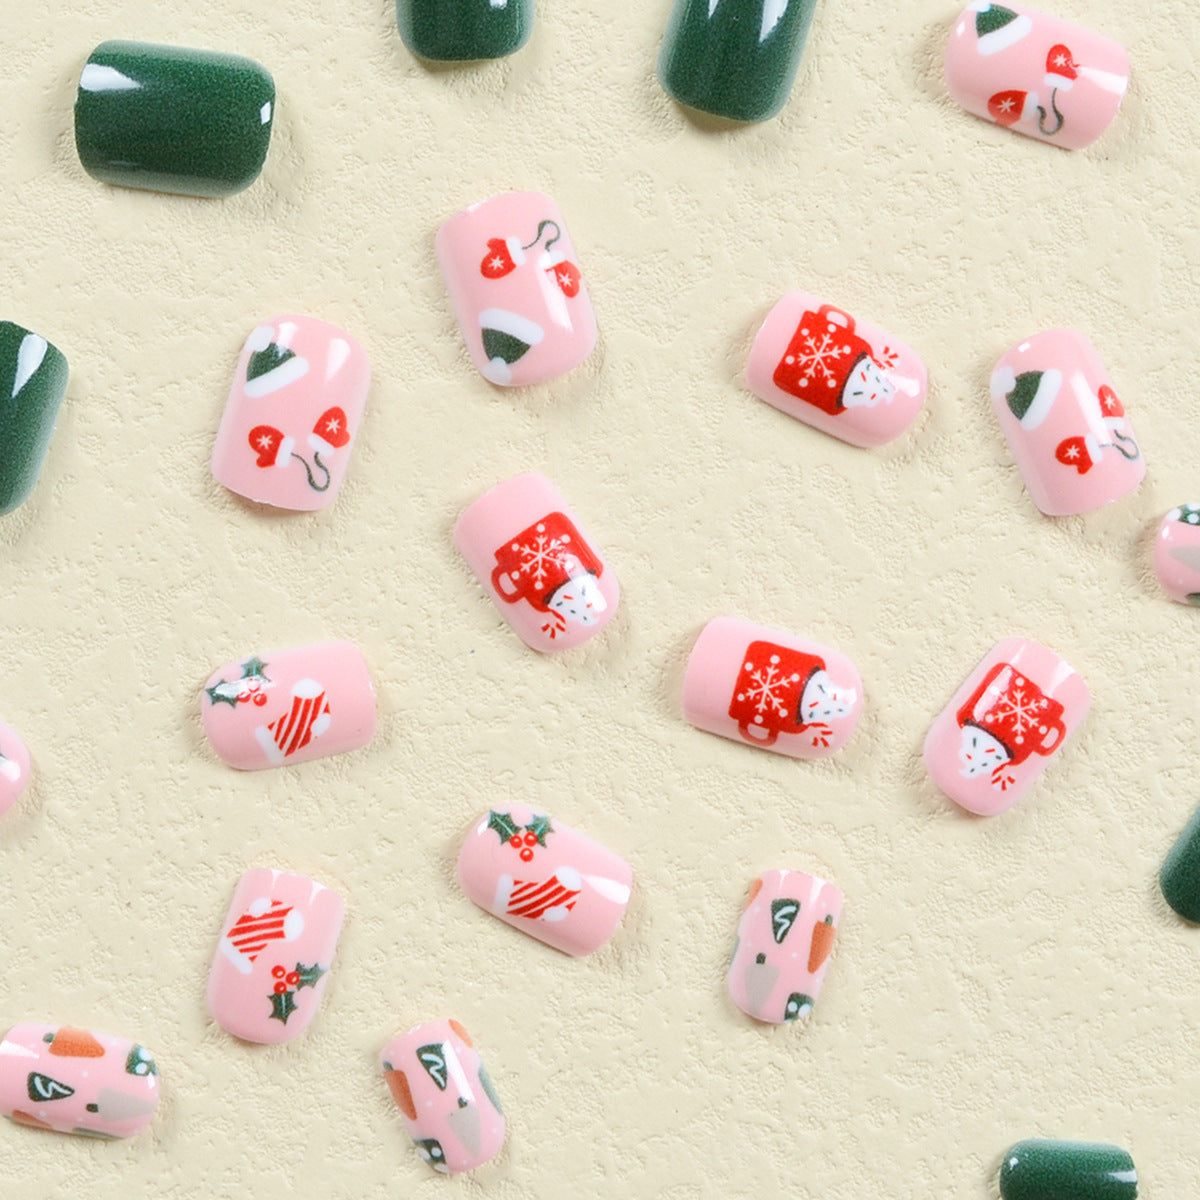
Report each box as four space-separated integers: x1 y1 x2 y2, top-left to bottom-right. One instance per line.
294 962 327 990
416 1043 449 1090
205 678 240 707
487 810 520 843
524 814 553 847
241 656 268 680
770 898 801 945
269 989 298 1024
246 343 295 383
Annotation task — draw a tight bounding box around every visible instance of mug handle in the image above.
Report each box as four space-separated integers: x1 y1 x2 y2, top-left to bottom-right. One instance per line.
490 565 523 603
739 721 778 747
816 304 855 336
1037 716 1065 755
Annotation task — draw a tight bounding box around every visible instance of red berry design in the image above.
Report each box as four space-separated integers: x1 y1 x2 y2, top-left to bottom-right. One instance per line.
286 972 300 986
509 835 523 849
272 965 286 979
519 848 534 863
253 692 268 706
273 981 288 995
523 831 538 847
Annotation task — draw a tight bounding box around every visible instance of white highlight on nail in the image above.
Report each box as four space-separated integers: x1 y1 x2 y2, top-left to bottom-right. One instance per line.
79 64 140 92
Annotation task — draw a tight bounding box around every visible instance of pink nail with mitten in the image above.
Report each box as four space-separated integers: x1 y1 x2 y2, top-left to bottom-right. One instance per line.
682 617 862 759
207 867 345 1044
924 637 1090 815
0 716 30 816
200 640 376 770
454 473 619 652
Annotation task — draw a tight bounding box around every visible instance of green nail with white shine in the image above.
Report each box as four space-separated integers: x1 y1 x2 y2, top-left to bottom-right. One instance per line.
0 323 69 515
658 0 820 122
397 0 534 61
1161 805 1200 922
1000 1140 1137 1200
74 41 275 198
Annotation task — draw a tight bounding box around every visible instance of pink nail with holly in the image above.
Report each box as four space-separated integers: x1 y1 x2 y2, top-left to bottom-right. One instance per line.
944 3 1129 150
0 716 30 816
924 637 1090 816
211 315 370 511
200 640 376 770
437 190 597 386
727 869 842 1025
0 1023 160 1139
454 472 619 652
745 292 927 448
457 805 632 956
380 1019 504 1174
682 617 861 759
1155 504 1200 606
990 329 1143 515
207 867 345 1045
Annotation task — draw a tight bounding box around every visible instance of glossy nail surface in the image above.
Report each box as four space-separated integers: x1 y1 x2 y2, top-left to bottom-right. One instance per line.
945 4 1129 150
991 330 1143 516
727 869 841 1023
746 292 926 447
398 0 533 61
74 41 274 197
454 473 619 652
0 322 69 515
1154 504 1200 606
999 1139 1137 1200
0 717 31 816
924 637 1090 815
457 805 632 955
0 1023 159 1138
658 0 819 122
212 316 370 511
1160 806 1200 922
200 640 376 770
380 1019 505 1174
437 191 597 386
683 616 861 759
207 868 345 1044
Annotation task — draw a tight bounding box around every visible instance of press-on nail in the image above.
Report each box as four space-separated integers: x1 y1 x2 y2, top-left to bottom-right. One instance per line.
397 0 533 60
0 716 31 816
1161 806 1200 923
999 1139 1137 1200
0 322 68 515
1154 504 1200 606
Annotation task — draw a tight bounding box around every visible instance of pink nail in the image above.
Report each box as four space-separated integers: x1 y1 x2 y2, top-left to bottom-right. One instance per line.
380 1019 505 1174
924 637 1090 815
991 329 1144 515
1155 505 1200 606
0 717 31 816
454 473 619 652
745 292 927 448
727 870 842 1024
206 867 345 1044
211 315 370 511
200 640 376 770
944 3 1129 150
437 191 597 386
457 805 632 956
0 1022 159 1138
682 617 862 759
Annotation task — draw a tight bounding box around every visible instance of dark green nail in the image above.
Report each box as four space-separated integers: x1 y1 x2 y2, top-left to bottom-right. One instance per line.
1000 1139 1137 1200
1161 806 1200 921
658 0 819 122
397 0 533 61
74 41 274 198
0 322 69 515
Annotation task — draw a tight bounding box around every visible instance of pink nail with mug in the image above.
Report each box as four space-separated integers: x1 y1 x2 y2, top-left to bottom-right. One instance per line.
944 3 1130 150
437 190 597 386
457 805 633 956
745 292 927 447
924 637 1090 815
727 870 842 1024
682 617 862 759
1155 504 1200 606
207 867 345 1044
991 329 1144 515
200 640 376 770
0 717 31 816
211 316 370 511
454 472 619 652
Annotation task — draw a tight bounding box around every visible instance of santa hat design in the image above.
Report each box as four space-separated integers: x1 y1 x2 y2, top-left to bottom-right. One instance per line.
969 2 1033 55
991 365 1062 429
478 308 545 385
243 325 310 398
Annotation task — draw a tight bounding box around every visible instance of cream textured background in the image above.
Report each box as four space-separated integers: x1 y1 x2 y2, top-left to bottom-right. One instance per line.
0 0 1196 1196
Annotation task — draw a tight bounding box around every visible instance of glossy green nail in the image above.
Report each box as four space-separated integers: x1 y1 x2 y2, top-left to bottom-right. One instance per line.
0 323 69 515
1000 1140 1137 1200
74 41 274 198
397 0 533 61
658 0 819 122
1161 806 1200 922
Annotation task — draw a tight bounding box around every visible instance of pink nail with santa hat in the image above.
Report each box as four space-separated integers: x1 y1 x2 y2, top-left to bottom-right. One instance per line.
454 473 619 652
200 640 376 770
745 292 927 448
944 2 1129 150
924 637 1090 816
207 867 345 1044
211 315 370 511
1155 504 1200 606
437 190 597 386
991 329 1143 515
682 617 862 760
0 716 31 816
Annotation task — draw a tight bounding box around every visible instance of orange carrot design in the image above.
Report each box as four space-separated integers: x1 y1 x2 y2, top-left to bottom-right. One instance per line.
808 915 836 973
47 1028 105 1058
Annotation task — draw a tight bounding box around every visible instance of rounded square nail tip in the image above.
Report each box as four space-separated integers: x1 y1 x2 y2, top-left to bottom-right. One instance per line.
1154 504 1200 605
397 0 534 63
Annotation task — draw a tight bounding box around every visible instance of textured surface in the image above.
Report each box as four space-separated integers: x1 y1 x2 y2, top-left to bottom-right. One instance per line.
0 0 1196 1196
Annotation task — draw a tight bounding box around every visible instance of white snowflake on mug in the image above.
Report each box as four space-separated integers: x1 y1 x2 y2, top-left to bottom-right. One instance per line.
782 325 852 388
513 524 571 587
738 655 801 719
983 675 1049 745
